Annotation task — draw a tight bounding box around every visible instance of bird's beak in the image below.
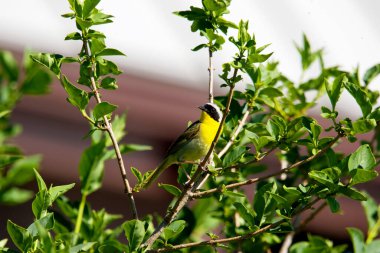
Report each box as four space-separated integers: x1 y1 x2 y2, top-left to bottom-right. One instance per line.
198 105 206 111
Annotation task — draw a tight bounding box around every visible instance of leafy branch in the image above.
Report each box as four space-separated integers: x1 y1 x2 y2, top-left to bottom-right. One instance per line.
149 197 323 252
81 31 138 219
191 134 341 199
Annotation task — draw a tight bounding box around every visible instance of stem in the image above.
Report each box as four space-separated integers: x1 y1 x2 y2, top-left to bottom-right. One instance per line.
143 67 240 249
148 221 283 253
296 201 327 233
82 36 138 219
150 197 322 252
191 135 340 199
279 232 295 253
208 48 214 103
74 193 87 234
218 109 250 158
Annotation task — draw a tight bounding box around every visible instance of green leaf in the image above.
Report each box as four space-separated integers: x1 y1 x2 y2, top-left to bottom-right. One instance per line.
131 167 143 184
96 48 125 57
158 183 182 197
352 119 377 134
27 213 54 237
233 202 256 227
161 220 186 241
0 51 19 81
222 146 246 167
101 77 118 90
49 183 75 203
248 53 273 63
350 169 378 186
30 53 61 76
308 170 337 191
64 32 82 41
326 197 340 213
32 189 50 219
79 141 107 195
83 0 101 18
191 44 208 52
70 242 97 253
367 240 380 253
266 119 280 140
6 220 32 252
339 187 367 201
105 114 126 146
344 81 372 118
93 102 118 120
21 66 52 95
119 144 152 154
364 64 380 85
347 227 365 253
203 0 228 11
325 74 345 110
6 156 41 186
61 75 89 110
258 87 283 98
123 220 146 251
348 145 376 171
361 194 378 232
0 188 34 205
34 169 47 191
97 58 122 76
0 110 10 118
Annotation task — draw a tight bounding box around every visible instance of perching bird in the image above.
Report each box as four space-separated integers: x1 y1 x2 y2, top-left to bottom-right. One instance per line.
133 103 222 192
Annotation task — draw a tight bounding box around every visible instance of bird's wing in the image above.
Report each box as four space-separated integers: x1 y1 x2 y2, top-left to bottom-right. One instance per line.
166 120 200 156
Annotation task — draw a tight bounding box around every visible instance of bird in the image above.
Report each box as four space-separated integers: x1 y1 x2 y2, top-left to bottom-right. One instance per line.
133 102 223 192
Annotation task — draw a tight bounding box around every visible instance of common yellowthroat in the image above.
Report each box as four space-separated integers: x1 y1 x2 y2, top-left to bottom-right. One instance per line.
133 103 222 191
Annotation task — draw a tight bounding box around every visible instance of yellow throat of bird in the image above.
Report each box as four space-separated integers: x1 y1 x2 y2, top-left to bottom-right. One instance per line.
199 110 221 147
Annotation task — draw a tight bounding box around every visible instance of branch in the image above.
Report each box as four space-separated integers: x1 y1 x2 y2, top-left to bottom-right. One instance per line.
191 135 341 199
143 67 240 249
149 197 323 252
217 109 250 158
82 37 138 219
208 48 214 103
148 220 283 253
296 201 327 233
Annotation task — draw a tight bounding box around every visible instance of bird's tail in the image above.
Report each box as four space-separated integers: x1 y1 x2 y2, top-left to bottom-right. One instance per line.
133 156 174 192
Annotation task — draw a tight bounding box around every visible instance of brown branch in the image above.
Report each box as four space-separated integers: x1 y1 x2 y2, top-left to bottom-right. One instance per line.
82 37 138 219
148 220 283 253
143 67 240 249
208 48 214 103
296 201 327 232
191 135 341 199
149 197 322 252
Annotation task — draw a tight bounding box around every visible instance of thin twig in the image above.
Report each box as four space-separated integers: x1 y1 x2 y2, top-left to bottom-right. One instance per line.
191 135 341 199
82 37 138 219
296 201 328 233
148 221 283 253
279 232 295 253
143 67 240 249
149 197 322 252
218 109 250 158
208 48 214 103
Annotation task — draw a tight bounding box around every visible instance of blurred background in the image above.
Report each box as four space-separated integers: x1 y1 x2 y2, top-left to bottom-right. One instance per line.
1 0 380 243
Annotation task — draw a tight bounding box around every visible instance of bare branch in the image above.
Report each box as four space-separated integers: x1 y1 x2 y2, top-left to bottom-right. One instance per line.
208 48 214 103
82 38 138 219
148 221 283 253
149 197 323 252
191 135 341 199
